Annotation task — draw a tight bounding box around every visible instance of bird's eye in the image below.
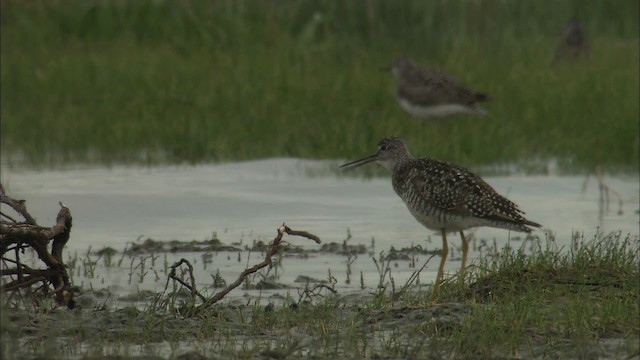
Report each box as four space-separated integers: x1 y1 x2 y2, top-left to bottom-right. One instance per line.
380 145 388 151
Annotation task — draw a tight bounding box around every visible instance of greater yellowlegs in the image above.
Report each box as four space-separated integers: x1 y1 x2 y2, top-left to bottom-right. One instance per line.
552 17 589 65
389 56 489 119
340 136 541 299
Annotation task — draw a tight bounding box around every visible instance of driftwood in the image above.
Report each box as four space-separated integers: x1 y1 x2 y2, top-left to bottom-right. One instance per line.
165 224 321 312
0 183 75 309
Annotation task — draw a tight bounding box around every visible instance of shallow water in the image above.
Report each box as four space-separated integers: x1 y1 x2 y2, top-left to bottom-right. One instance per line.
1 159 639 297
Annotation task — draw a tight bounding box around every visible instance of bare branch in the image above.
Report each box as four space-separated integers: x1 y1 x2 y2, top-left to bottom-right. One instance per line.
165 258 207 303
0 188 36 225
199 224 320 309
283 224 322 244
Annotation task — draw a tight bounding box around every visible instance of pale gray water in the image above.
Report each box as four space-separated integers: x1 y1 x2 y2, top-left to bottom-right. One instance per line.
1 159 638 296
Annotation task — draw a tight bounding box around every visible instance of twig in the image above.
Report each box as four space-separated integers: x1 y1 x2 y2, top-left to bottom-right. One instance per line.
200 223 320 309
1 211 18 223
393 254 436 300
282 225 321 244
0 186 37 225
164 258 207 303
2 273 48 291
297 281 338 304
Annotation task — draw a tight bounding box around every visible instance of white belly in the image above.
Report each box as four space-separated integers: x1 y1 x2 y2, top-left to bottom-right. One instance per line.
406 203 487 233
398 98 475 118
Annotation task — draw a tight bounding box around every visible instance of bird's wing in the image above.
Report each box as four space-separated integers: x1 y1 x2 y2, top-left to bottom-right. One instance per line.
402 159 527 222
398 70 482 106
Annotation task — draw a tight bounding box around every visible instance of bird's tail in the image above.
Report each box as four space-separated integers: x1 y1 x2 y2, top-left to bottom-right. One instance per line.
475 92 491 102
523 219 543 231
471 104 490 116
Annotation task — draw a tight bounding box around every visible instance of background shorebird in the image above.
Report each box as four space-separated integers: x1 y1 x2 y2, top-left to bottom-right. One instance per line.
388 56 490 119
552 17 590 65
340 136 541 299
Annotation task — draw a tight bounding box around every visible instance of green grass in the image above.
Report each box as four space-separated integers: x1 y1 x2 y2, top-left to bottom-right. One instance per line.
1 0 639 171
433 231 640 358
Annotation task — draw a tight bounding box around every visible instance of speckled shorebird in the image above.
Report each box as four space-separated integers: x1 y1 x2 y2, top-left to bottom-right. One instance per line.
340 136 541 299
389 56 489 119
552 17 589 65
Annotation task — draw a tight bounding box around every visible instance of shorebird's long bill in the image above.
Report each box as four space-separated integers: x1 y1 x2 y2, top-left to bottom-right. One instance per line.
339 153 379 170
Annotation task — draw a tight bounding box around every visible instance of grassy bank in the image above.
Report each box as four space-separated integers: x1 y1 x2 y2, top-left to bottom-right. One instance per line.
1 231 638 359
1 0 638 171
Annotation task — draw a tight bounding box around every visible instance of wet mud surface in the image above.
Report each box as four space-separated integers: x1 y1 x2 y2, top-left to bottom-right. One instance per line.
2 237 637 360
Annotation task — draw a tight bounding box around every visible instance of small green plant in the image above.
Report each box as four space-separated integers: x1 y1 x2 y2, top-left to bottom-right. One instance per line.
82 247 98 279
128 255 152 285
96 246 117 267
211 269 226 288
371 251 394 302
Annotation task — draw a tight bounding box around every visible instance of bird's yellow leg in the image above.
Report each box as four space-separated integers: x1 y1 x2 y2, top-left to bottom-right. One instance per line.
430 229 449 301
459 231 468 285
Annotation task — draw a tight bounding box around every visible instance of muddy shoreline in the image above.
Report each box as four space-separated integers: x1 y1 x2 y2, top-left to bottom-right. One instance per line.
3 236 638 360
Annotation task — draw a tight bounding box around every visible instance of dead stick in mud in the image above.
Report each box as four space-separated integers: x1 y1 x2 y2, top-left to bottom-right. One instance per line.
164 224 321 309
298 283 338 304
201 223 321 308
281 226 321 244
165 258 207 303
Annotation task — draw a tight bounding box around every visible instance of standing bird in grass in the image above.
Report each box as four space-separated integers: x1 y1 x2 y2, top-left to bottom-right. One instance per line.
388 56 490 119
552 17 590 65
340 136 541 299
